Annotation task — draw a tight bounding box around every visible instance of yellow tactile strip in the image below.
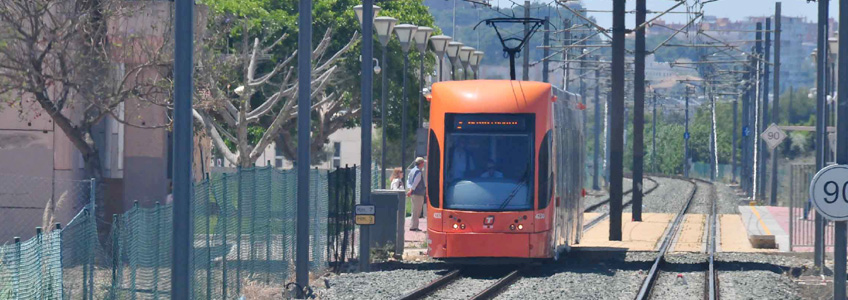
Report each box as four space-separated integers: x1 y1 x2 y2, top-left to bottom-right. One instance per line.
719 214 777 253
672 214 705 252
576 213 673 251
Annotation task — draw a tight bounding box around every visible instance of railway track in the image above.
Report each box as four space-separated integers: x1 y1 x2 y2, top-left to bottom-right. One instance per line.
583 176 661 231
635 178 720 300
397 266 526 300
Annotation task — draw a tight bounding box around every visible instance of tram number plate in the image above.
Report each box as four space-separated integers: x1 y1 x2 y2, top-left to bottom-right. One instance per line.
355 215 375 225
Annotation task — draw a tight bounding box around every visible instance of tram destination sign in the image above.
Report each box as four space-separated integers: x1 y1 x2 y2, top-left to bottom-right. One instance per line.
450 114 529 132
810 165 848 221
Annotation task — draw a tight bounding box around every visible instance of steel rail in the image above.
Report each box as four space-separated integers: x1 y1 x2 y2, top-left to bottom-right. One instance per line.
634 178 699 300
396 269 462 300
468 268 523 300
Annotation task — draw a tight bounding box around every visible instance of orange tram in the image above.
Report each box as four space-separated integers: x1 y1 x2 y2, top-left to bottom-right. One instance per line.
424 80 586 262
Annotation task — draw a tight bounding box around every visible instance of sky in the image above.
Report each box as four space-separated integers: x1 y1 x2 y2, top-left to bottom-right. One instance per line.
490 0 840 29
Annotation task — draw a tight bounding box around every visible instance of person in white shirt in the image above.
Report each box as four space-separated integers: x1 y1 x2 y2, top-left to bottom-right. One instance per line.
480 160 504 179
449 139 475 182
389 168 405 190
406 157 427 231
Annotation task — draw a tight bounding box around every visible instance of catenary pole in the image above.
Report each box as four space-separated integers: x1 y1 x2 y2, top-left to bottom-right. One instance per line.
295 0 312 296
732 97 738 183
832 1 848 296
381 43 388 189
753 22 762 199
609 0 625 241
814 0 828 270
359 0 374 272
171 0 193 298
543 17 550 83
632 0 646 222
759 18 771 200
652 92 657 173
523 1 530 81
593 63 601 190
684 86 690 178
770 3 781 206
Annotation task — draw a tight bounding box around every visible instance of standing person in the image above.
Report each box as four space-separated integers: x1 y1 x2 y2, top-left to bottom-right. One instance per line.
390 168 405 190
407 157 427 231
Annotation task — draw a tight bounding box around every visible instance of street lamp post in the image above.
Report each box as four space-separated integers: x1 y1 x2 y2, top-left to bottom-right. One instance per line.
394 24 418 180
446 41 463 80
375 16 397 189
414 27 433 130
470 51 484 79
429 35 451 82
353 2 378 272
459 46 475 80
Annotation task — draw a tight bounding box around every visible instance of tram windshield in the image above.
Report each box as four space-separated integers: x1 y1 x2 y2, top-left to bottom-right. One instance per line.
443 129 534 211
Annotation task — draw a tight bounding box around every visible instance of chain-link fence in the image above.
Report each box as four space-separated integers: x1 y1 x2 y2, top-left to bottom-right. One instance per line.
0 167 330 299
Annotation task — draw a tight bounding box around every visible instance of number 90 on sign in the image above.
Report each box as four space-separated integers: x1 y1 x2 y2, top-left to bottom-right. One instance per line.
810 165 848 221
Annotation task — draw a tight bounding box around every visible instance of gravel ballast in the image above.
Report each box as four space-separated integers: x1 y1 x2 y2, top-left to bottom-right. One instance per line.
315 265 446 300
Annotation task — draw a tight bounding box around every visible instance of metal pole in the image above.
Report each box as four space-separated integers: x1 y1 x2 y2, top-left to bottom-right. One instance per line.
295 0 312 296
359 0 374 272
171 0 193 298
833 1 848 295
632 0 646 222
742 61 751 195
419 51 425 129
523 1 530 81
452 0 456 37
543 17 550 83
759 18 771 200
814 0 827 270
593 64 601 190
652 92 657 173
401 54 409 191
381 45 388 189
710 87 716 182
732 98 738 183
754 22 762 199
563 18 570 90
684 86 690 178
770 3 781 206
609 0 625 241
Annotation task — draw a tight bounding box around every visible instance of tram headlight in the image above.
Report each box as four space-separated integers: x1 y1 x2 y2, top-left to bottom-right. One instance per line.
509 224 515 230
453 224 458 229
460 224 466 230
517 224 523 230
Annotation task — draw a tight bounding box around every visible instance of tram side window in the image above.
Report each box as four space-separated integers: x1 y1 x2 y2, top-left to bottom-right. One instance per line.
538 131 552 209
428 129 441 208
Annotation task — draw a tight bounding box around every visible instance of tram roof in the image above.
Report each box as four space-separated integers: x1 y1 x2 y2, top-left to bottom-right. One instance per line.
430 80 552 113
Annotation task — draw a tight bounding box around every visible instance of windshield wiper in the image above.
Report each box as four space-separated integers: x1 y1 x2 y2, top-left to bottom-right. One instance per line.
498 164 531 210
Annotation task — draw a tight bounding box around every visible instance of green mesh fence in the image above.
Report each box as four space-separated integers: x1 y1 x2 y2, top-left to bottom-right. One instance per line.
1 167 330 300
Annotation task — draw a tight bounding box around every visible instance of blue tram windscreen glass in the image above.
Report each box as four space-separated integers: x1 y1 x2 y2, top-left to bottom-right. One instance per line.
444 114 534 211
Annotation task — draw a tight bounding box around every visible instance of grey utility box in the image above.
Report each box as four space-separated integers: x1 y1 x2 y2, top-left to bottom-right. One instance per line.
369 190 406 256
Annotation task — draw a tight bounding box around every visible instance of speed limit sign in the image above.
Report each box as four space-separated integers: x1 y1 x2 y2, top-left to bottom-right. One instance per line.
760 123 786 150
810 165 848 221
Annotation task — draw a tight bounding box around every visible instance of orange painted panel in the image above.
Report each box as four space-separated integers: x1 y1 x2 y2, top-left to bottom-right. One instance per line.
445 232 530 258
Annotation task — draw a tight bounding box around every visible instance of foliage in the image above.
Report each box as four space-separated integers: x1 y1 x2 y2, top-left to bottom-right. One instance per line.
199 0 439 164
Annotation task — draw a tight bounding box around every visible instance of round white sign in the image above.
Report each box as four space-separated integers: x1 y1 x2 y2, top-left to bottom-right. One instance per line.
810 165 848 221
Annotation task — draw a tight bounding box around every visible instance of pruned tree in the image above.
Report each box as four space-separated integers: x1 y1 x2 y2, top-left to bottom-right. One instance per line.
0 0 173 180
194 17 361 168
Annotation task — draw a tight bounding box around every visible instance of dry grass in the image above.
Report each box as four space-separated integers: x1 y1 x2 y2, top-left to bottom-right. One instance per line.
241 279 286 299
42 191 68 230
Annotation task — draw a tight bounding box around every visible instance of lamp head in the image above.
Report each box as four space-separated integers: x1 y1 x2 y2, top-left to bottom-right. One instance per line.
413 26 434 53
374 16 398 47
393 24 418 53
